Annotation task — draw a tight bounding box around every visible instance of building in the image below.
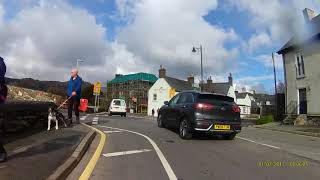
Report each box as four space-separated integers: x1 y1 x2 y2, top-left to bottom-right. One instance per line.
235 92 253 116
147 66 196 117
107 72 158 113
277 8 320 117
200 73 236 99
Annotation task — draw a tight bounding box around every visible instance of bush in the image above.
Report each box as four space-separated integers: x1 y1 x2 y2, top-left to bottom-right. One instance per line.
257 115 274 125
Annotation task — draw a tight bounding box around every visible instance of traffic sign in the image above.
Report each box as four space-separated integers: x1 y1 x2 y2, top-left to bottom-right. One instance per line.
169 88 176 98
93 81 101 95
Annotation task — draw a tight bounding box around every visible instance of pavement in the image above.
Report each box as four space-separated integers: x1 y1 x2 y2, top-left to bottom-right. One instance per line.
255 122 320 137
70 113 320 180
0 120 90 180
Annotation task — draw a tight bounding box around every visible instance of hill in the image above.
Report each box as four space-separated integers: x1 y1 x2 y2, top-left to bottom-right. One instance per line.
5 77 92 97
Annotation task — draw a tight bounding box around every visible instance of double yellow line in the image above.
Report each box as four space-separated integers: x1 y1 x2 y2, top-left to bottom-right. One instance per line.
79 123 106 180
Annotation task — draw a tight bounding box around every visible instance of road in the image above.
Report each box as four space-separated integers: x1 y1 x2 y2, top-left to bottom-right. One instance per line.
79 113 320 180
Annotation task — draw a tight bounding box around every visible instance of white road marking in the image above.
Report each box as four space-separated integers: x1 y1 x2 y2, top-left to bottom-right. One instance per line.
80 115 88 121
0 165 7 169
99 125 177 180
103 149 151 157
237 136 280 149
103 130 123 134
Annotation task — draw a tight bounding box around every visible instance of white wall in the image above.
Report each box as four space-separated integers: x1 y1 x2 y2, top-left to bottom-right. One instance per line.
227 86 236 100
283 42 320 115
147 78 171 117
236 94 252 115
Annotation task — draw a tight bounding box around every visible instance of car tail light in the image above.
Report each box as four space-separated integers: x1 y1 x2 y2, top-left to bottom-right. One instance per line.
232 105 241 113
194 103 214 110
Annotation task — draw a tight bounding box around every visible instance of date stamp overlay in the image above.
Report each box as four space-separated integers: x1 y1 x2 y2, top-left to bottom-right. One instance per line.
258 161 309 167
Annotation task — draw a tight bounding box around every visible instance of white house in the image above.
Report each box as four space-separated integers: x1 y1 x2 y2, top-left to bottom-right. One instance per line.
148 67 195 117
277 8 320 117
235 93 252 117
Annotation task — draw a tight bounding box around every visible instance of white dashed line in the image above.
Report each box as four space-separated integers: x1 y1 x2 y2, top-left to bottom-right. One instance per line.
236 136 280 149
80 115 88 121
99 125 177 180
92 117 99 125
103 149 151 157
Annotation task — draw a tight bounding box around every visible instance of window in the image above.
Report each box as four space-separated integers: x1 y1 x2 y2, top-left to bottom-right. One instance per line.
295 53 305 78
243 107 246 113
153 93 157 101
177 93 194 104
169 94 180 106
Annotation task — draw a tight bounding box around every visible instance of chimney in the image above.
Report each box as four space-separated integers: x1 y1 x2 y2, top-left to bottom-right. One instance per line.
187 74 194 84
303 8 316 22
207 76 212 84
228 73 233 85
159 65 166 78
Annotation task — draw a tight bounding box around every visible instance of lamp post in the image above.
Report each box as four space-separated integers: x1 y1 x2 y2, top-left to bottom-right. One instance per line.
76 59 84 72
192 45 203 91
76 59 84 69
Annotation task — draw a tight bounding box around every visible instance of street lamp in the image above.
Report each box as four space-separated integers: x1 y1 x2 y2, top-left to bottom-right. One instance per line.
76 59 84 72
192 45 203 90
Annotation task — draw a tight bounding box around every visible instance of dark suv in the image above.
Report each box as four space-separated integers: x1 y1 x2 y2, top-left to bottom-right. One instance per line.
157 91 241 140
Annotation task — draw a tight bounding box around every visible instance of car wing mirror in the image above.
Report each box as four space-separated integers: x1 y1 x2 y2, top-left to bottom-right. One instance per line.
164 101 169 106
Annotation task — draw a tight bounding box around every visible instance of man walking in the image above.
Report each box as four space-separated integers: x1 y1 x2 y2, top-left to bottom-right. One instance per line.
67 69 82 124
0 57 8 162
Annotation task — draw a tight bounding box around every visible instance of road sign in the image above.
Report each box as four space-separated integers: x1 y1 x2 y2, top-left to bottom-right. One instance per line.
131 96 137 103
93 81 101 95
169 88 176 98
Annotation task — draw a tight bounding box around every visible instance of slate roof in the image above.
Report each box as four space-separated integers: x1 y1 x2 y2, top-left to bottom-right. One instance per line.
254 94 275 105
109 73 158 84
164 76 194 92
201 82 231 96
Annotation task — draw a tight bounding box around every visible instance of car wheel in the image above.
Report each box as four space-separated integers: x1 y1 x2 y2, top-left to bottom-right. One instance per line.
224 133 236 140
157 114 164 128
179 119 192 140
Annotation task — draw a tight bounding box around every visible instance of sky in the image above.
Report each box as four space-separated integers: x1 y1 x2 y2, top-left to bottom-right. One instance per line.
1 0 320 94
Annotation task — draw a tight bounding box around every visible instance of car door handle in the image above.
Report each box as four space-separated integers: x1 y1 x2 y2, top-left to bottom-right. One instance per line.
180 105 187 108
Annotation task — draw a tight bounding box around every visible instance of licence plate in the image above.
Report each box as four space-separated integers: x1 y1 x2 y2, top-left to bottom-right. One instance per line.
214 125 230 130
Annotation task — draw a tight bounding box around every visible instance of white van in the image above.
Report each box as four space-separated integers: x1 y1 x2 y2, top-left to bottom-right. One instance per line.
108 99 127 117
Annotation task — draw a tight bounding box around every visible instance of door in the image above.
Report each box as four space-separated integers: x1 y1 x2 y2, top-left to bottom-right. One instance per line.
174 93 195 128
298 88 307 114
166 94 181 127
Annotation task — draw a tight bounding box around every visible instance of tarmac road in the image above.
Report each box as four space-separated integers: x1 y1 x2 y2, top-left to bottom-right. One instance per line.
79 113 320 180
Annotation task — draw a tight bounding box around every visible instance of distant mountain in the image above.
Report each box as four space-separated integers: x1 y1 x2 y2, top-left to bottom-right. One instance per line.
5 77 92 97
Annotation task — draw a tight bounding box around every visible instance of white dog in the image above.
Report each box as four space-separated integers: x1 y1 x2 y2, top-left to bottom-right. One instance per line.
48 107 59 130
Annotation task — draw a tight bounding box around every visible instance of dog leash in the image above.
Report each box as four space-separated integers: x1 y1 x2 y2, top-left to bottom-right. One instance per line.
57 96 72 110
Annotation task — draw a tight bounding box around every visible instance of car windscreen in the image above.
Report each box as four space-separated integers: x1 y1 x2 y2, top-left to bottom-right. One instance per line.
198 94 234 105
113 100 121 106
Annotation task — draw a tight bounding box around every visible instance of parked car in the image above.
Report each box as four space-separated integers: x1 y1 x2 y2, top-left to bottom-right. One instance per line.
157 91 241 140
108 99 127 117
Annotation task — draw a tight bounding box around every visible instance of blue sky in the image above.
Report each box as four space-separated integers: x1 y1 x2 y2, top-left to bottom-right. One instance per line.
1 0 320 93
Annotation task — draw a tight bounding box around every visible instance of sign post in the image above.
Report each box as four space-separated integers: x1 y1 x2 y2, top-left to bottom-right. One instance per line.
93 82 101 112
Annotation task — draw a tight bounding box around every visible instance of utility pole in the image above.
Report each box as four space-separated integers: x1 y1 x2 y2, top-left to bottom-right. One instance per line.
272 53 278 121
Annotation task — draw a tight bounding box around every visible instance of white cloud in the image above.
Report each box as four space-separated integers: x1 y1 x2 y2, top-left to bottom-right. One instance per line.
228 0 320 50
0 0 113 82
234 75 273 93
247 32 271 53
256 53 283 70
116 0 240 79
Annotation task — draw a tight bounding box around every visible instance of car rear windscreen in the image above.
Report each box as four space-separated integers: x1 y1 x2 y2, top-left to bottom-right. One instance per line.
113 100 121 106
198 94 234 104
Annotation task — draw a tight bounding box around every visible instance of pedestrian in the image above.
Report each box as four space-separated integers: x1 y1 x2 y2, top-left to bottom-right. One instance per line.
67 69 82 125
151 108 155 117
0 57 8 162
